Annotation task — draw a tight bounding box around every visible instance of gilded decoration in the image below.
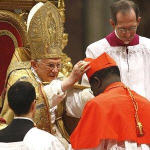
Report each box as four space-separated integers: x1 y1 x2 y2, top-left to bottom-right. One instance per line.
0 30 18 47
58 0 65 23
28 1 64 59
0 0 72 83
0 10 28 47
61 33 72 76
0 0 72 77
61 53 73 77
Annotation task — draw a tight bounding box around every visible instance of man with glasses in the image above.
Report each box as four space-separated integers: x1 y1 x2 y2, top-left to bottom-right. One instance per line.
82 0 150 101
0 2 92 149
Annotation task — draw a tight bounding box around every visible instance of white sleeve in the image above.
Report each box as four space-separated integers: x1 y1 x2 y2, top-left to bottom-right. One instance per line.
86 46 95 58
81 73 90 86
82 45 96 86
24 128 65 150
43 80 66 108
44 80 94 118
50 137 65 150
72 143 102 150
66 88 94 118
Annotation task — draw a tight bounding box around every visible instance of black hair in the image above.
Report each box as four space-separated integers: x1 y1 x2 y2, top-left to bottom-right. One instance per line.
89 66 120 85
7 81 36 116
110 0 140 24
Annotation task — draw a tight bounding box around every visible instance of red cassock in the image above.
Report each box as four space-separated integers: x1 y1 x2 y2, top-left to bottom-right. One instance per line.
70 82 150 149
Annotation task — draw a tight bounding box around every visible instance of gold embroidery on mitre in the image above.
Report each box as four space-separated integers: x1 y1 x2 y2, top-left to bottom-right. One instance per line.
28 2 64 60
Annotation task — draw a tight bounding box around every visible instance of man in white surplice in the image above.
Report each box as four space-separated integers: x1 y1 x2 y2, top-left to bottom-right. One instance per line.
0 81 65 150
82 0 150 100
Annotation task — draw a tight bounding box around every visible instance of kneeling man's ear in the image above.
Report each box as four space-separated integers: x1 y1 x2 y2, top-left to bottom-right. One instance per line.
91 76 102 89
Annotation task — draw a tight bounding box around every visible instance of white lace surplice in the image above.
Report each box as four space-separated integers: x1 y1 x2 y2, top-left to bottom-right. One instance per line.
73 140 150 150
83 36 150 100
0 142 29 150
0 127 65 150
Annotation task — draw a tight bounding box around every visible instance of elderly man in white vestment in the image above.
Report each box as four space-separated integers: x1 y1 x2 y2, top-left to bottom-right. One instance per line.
82 0 150 101
0 2 93 149
0 81 65 150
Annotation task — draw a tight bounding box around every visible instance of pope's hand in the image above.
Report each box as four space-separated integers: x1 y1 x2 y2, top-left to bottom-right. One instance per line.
61 61 90 92
69 61 90 83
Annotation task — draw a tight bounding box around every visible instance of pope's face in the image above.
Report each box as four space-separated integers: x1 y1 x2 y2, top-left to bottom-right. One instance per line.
32 58 61 82
111 9 140 44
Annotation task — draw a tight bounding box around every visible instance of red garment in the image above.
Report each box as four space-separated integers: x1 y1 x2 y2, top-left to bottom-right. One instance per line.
0 118 6 124
106 31 139 46
70 82 150 149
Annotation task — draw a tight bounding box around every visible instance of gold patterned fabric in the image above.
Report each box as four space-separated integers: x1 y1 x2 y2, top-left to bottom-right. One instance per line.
0 64 51 133
56 101 70 142
28 1 64 60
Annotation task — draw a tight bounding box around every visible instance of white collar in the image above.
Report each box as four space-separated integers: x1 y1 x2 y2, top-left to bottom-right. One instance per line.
115 29 120 39
14 117 34 124
31 67 42 83
115 29 129 45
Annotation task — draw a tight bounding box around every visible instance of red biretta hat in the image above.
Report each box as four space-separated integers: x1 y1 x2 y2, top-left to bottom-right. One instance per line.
84 52 117 79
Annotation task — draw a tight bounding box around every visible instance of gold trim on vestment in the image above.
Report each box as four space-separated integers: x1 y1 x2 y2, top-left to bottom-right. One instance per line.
56 100 70 142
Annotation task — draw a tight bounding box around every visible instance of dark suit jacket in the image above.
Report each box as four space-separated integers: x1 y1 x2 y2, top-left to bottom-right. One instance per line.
0 118 34 142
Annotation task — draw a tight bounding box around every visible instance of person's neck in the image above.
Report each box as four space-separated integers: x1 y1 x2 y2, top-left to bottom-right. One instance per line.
102 76 121 92
15 113 33 121
115 29 129 45
31 67 51 84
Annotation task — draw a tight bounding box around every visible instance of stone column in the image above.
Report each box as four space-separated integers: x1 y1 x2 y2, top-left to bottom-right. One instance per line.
83 0 114 50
